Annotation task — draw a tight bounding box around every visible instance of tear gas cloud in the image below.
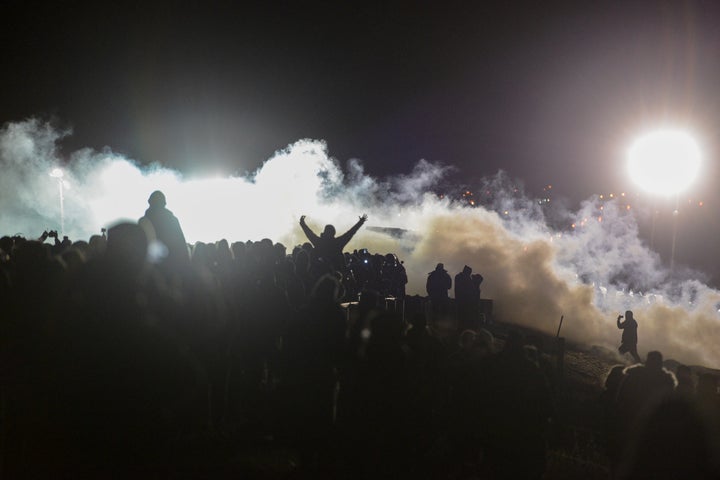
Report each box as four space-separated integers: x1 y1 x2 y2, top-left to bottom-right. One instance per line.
2 118 719 368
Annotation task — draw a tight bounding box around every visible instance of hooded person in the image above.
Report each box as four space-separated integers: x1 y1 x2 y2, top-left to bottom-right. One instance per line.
138 190 190 269
427 263 452 318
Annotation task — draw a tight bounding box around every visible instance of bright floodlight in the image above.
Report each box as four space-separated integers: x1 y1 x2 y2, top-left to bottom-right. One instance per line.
49 167 64 179
627 130 701 195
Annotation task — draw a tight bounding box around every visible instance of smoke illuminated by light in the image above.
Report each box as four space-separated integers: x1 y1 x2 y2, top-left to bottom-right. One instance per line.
628 129 701 196
2 118 720 368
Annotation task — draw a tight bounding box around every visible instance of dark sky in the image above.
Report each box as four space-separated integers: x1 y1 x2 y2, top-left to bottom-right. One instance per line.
2 0 720 204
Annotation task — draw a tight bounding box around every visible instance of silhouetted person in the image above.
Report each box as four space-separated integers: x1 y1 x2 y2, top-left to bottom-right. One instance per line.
57 222 195 474
139 190 190 268
454 265 476 331
617 310 641 363
675 365 695 397
472 273 480 324
299 214 367 272
403 313 445 439
600 365 627 475
444 328 495 476
697 373 720 413
283 273 347 472
618 395 718 480
617 351 676 414
87 233 107 258
380 253 408 298
0 235 13 260
696 373 720 444
404 313 441 358
483 330 553 479
426 263 451 319
615 351 677 463
353 311 409 477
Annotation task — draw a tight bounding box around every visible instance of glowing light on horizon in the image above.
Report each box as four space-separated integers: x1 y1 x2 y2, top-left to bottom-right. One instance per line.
628 130 701 196
72 141 371 243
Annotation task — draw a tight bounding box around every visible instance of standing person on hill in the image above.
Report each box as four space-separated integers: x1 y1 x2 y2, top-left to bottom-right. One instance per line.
617 310 641 363
298 214 367 272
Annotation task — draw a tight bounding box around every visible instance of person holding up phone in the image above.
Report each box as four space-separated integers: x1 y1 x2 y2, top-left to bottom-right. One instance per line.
617 310 641 363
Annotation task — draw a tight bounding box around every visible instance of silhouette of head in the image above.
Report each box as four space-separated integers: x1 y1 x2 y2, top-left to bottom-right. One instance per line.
148 190 167 208
462 265 472 275
0 236 13 255
625 310 634 321
475 329 495 354
435 263 445 271
503 329 524 354
321 224 336 238
605 365 626 391
459 330 477 350
106 222 148 273
646 350 663 370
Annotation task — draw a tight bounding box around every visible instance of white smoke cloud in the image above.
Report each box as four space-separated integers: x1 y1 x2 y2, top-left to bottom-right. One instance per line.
1 118 719 368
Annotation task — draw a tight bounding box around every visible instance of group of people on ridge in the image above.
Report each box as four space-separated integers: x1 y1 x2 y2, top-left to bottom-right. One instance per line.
2 190 719 478
426 262 485 330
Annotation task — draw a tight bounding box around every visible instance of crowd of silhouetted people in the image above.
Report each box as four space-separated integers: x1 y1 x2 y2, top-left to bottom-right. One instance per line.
597 350 720 480
0 192 719 479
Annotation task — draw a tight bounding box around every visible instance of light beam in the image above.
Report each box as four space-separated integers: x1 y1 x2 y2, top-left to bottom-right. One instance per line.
49 167 65 235
627 129 701 271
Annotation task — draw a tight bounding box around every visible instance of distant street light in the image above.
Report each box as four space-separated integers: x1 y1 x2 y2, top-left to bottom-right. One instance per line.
627 129 701 270
49 168 65 235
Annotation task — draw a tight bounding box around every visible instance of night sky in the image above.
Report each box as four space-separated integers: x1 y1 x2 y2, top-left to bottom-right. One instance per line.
3 0 720 275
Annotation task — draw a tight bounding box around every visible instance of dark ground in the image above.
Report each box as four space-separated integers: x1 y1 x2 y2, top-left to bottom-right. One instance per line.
158 317 694 480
